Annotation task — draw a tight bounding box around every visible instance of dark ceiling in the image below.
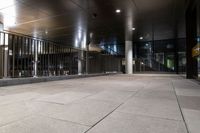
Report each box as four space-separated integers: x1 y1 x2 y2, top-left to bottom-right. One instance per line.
0 0 186 46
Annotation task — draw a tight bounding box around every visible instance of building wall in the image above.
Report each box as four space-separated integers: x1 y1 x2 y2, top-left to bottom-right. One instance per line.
88 52 121 74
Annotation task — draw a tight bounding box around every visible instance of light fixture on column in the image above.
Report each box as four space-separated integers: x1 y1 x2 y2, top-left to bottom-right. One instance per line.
132 28 136 31
116 9 121 13
139 37 143 40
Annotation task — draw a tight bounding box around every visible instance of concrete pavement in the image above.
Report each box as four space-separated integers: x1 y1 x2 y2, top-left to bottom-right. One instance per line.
0 74 199 133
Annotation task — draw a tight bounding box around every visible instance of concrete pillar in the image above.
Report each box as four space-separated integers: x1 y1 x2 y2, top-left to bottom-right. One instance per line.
33 42 38 77
125 16 133 74
86 44 89 74
0 46 3 78
0 23 8 78
78 50 84 75
3 47 8 78
125 41 133 74
125 7 134 74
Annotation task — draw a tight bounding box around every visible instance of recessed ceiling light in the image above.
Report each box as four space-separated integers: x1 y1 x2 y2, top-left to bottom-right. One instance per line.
116 9 121 13
139 37 143 40
132 28 136 30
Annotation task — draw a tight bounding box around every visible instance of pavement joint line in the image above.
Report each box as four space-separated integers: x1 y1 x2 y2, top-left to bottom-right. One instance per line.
32 93 95 106
0 114 32 128
36 114 91 127
84 81 148 133
33 100 66 105
115 111 183 122
83 102 124 133
171 81 190 133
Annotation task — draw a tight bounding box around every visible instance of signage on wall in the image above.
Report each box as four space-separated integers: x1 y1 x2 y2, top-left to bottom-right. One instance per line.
192 37 200 57
192 44 200 57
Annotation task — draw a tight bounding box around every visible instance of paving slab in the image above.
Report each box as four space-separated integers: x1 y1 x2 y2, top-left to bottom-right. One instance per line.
0 92 41 105
0 102 31 127
27 99 120 126
36 91 92 105
0 115 89 133
87 112 187 133
182 109 200 133
48 99 120 126
117 97 183 121
87 90 137 103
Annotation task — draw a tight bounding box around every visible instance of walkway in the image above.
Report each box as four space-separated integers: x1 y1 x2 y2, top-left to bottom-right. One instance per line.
0 74 199 133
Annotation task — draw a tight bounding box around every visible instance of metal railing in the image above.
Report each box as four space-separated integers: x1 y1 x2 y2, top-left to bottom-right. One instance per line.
0 31 122 78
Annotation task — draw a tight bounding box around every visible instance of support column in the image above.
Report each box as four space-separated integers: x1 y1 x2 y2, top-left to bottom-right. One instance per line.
0 23 8 78
0 46 3 78
33 41 38 77
125 13 133 74
78 50 84 75
186 1 198 79
125 41 133 74
3 47 8 78
86 44 89 74
125 8 134 74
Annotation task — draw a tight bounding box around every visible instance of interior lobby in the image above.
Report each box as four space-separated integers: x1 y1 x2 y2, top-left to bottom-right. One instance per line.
0 0 200 133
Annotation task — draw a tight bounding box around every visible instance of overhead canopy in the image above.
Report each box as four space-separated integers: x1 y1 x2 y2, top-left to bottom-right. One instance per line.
0 0 186 46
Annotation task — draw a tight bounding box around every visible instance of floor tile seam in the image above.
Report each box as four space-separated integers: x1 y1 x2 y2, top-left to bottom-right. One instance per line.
181 108 200 113
25 94 45 102
84 82 149 133
127 80 152 99
34 113 92 127
30 96 121 110
83 98 123 105
32 93 96 106
176 94 200 99
114 110 184 122
0 100 33 108
127 90 178 102
181 108 200 117
171 81 190 133
0 94 43 104
0 114 32 128
83 102 124 133
133 95 178 101
84 90 139 103
188 79 200 86
172 79 200 87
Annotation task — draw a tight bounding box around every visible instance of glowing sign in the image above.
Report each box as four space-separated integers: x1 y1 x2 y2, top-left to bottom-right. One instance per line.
192 44 200 57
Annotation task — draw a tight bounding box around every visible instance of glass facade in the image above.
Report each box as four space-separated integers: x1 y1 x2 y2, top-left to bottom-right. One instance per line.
132 38 186 73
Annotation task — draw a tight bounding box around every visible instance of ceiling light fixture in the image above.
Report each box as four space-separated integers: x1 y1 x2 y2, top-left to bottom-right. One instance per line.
132 28 136 31
139 37 143 40
116 9 121 13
